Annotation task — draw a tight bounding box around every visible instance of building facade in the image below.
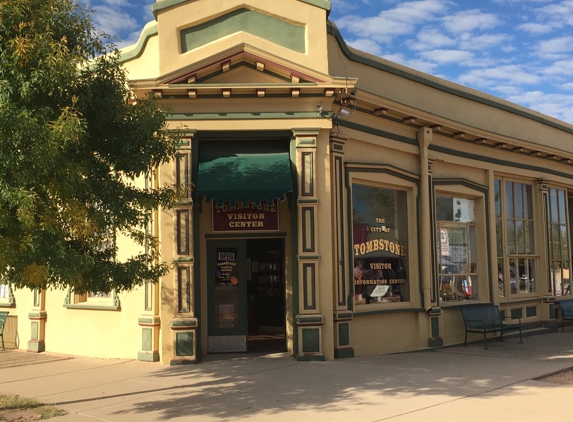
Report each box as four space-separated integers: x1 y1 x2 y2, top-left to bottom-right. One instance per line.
2 0 573 364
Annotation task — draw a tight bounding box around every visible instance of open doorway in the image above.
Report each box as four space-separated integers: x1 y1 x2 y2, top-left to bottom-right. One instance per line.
246 238 286 353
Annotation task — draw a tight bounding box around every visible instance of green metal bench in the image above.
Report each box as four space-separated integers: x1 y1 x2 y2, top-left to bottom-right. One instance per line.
0 311 8 350
558 299 573 332
460 304 522 349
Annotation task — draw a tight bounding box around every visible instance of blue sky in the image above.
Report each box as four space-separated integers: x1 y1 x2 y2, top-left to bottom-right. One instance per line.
89 0 573 124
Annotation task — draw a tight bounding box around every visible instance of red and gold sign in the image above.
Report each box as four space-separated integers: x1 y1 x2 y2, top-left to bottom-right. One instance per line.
212 199 279 232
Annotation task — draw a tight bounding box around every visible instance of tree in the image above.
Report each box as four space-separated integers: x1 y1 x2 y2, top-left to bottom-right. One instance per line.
0 0 180 293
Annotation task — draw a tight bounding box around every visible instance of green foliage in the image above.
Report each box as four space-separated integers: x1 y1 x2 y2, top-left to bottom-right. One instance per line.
0 0 180 293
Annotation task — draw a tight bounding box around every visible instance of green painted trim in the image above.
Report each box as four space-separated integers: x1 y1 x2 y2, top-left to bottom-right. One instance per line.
333 144 343 151
526 305 537 317
431 316 439 337
200 130 292 140
511 308 524 319
335 155 347 306
170 319 198 328
440 301 494 310
167 112 320 121
302 263 316 310
499 297 543 305
345 162 420 183
64 304 121 311
290 136 300 360
334 347 354 359
336 312 353 319
153 0 331 19
299 139 316 145
298 255 320 260
327 22 573 136
181 9 305 54
175 331 194 356
293 128 322 136
192 134 203 361
338 322 350 346
301 151 314 196
296 316 323 324
299 0 331 12
138 317 155 325
138 351 160 362
298 198 318 204
301 327 320 352
428 337 444 348
296 354 325 361
27 311 47 319
353 307 425 317
119 21 158 64
302 207 315 252
173 257 194 263
142 328 153 351
433 178 488 192
338 120 417 146
27 340 45 353
170 358 199 365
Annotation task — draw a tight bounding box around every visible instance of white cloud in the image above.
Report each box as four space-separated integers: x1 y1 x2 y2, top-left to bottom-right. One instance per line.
505 91 573 122
347 38 383 56
335 0 448 41
517 23 553 34
91 5 139 38
459 33 513 50
536 36 573 59
535 1 573 28
458 65 540 87
420 49 474 63
443 10 500 33
562 82 573 90
381 53 439 73
405 28 455 51
543 59 573 76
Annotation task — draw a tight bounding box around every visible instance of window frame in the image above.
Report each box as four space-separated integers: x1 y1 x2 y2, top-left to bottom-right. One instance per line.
0 281 15 308
495 177 539 299
64 287 121 310
348 172 419 312
547 187 572 297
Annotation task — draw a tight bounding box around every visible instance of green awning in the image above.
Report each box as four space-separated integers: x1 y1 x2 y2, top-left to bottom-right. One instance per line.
197 140 293 205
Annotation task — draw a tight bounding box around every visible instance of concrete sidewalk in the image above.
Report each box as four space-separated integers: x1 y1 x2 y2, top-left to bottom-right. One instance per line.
2 332 573 421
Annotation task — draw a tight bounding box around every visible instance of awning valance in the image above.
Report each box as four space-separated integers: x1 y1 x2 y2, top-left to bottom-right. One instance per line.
197 140 293 205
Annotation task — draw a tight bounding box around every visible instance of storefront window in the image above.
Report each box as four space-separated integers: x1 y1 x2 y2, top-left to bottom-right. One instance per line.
495 179 537 296
547 188 571 296
352 184 409 306
436 196 478 302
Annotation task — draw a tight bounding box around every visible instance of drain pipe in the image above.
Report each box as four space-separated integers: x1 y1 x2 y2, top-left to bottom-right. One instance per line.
418 127 433 311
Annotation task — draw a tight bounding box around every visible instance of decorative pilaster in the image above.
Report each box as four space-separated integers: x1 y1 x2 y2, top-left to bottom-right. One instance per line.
330 134 354 358
293 128 324 361
169 317 199 365
28 290 46 352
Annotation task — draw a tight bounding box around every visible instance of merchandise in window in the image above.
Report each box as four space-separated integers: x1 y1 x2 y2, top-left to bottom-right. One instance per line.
495 179 537 297
352 184 409 306
436 196 478 302
547 188 571 296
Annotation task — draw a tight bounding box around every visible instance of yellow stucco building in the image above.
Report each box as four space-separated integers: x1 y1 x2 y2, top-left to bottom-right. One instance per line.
2 0 573 364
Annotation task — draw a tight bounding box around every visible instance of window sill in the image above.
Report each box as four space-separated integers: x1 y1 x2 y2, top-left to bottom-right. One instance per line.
0 302 15 308
64 303 120 311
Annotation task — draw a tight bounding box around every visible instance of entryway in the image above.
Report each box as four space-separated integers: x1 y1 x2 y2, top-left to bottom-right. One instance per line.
207 238 286 354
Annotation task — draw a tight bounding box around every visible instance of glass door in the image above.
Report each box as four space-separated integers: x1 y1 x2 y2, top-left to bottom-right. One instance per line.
207 240 248 353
